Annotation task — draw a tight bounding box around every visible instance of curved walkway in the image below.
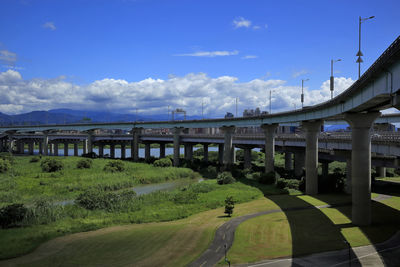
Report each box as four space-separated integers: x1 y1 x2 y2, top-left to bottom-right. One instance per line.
188 194 396 267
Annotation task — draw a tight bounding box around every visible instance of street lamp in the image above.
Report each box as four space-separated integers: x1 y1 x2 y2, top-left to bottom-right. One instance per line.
301 79 309 108
330 59 342 99
357 16 375 78
269 90 275 114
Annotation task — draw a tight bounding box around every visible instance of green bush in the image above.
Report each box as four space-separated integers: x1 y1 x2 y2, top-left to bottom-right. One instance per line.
217 172 236 185
76 158 93 169
153 158 172 167
0 159 11 173
75 188 136 211
103 160 125 172
40 158 64 172
0 203 28 228
29 156 41 163
173 190 198 204
0 152 14 164
224 196 235 217
276 178 300 190
189 182 217 193
276 178 287 189
259 171 279 184
25 199 63 225
200 165 218 179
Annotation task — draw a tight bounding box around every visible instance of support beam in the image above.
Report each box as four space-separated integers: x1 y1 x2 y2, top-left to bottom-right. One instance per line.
28 142 34 155
218 144 224 164
8 135 14 153
64 143 68 156
121 144 126 159
376 166 386 178
220 126 235 168
98 144 104 157
346 158 352 194
203 144 208 162
131 128 142 161
159 143 165 158
345 111 381 226
43 133 49 156
54 143 59 156
83 139 88 154
284 152 293 171
185 144 193 161
74 143 79 156
49 144 54 156
261 124 278 173
87 131 94 153
38 142 43 155
145 143 151 161
173 128 183 167
110 144 115 158
244 147 252 169
302 120 323 195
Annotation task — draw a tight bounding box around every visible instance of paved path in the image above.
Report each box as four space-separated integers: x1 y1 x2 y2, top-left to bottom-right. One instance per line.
188 194 397 267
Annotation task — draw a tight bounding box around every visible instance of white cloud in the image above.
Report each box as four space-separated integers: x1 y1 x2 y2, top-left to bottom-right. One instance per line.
233 17 251 28
0 50 17 65
0 69 357 116
43 21 56 31
292 69 309 78
174 50 239 57
253 25 261 30
242 55 258 59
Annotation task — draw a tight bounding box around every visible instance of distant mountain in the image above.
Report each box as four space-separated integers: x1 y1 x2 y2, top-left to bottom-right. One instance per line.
0 109 203 126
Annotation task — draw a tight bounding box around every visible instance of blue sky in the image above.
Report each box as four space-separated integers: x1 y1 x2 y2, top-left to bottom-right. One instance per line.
0 0 399 116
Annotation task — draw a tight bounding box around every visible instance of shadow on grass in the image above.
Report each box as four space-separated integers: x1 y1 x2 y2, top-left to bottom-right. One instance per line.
241 177 400 266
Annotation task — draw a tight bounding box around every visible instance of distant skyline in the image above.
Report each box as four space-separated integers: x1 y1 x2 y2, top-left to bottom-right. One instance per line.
0 0 399 116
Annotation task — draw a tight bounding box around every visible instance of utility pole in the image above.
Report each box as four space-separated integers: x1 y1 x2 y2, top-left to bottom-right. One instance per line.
330 59 342 99
357 16 375 78
301 79 309 108
235 97 238 117
201 101 204 119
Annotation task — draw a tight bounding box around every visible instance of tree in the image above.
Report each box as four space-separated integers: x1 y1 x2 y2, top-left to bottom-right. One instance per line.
224 196 234 217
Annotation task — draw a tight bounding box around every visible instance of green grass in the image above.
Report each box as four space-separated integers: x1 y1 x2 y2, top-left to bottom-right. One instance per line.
376 176 400 183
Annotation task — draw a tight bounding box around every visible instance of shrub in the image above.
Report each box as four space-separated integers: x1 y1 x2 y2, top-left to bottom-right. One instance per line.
0 152 14 164
189 183 216 193
259 171 279 184
29 156 41 163
173 190 198 204
0 159 11 173
103 160 125 172
40 158 64 172
217 172 236 185
224 196 234 217
200 165 218 179
276 178 300 190
276 178 287 189
0 203 28 228
77 158 93 169
82 152 98 158
153 158 172 167
75 188 136 211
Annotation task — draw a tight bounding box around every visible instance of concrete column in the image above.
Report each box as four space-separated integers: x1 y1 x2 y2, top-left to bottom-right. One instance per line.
185 144 193 161
17 141 23 154
294 151 305 177
87 132 94 153
173 128 183 167
231 146 236 163
38 142 43 155
121 144 126 159
203 144 208 162
302 120 323 195
98 144 104 157
43 134 49 156
261 124 278 173
220 126 235 168
145 143 151 161
64 143 68 156
83 139 88 154
321 161 329 179
218 144 224 164
244 147 252 169
54 143 59 156
110 144 115 158
159 143 166 158
27 142 33 155
285 152 293 171
345 111 381 226
8 135 14 153
346 158 352 194
376 166 386 178
74 143 79 156
131 128 142 161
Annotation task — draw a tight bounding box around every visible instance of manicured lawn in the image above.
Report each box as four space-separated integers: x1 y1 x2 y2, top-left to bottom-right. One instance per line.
376 176 400 183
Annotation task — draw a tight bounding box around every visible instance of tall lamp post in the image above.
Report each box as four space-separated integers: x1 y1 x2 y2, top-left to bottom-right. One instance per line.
357 16 375 79
269 90 275 114
330 59 342 99
301 79 309 108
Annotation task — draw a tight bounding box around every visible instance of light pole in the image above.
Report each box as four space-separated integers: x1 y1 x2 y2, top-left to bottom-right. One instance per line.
330 59 342 99
301 79 309 108
269 90 275 114
357 16 375 79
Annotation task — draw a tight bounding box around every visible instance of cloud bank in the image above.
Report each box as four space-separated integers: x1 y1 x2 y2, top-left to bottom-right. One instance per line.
0 69 355 116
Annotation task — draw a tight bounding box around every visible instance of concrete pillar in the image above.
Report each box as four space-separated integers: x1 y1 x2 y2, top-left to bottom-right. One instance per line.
321 161 329 179
43 134 49 156
376 166 386 178
145 143 151 161
203 144 208 162
285 152 293 171
74 143 79 156
244 147 252 169
110 144 115 158
159 143 165 158
131 128 142 161
64 143 68 156
345 111 381 226
17 141 23 154
185 144 193 161
294 151 305 177
346 158 352 194
87 132 94 153
220 126 235 168
28 142 33 155
54 143 59 156
8 135 14 153
83 139 88 154
38 141 43 155
98 144 104 157
218 144 224 164
231 146 236 163
121 144 126 159
302 120 323 195
173 128 183 167
261 124 278 173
